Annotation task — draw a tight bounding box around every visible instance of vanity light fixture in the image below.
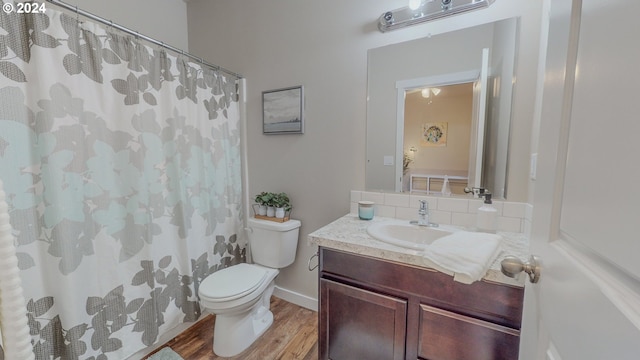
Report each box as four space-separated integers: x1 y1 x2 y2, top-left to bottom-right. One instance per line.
378 0 495 33
409 0 422 11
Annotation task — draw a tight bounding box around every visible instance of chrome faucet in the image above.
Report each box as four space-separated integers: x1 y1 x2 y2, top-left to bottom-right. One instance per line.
418 200 429 225
411 200 438 227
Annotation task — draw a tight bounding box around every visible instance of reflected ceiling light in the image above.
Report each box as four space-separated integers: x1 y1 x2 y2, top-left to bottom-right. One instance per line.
421 88 441 98
378 0 495 33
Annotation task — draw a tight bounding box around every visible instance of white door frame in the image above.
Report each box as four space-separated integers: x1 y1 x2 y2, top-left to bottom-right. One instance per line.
394 70 480 192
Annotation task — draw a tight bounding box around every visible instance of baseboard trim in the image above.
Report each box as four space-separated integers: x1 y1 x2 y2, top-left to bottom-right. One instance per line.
273 286 318 311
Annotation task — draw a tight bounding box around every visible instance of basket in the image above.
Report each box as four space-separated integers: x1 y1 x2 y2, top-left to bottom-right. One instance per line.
252 204 292 222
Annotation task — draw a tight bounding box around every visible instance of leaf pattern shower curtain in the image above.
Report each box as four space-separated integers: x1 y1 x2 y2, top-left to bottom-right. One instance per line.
0 7 245 360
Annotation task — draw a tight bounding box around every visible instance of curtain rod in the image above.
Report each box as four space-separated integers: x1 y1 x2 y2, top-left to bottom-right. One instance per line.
45 0 243 79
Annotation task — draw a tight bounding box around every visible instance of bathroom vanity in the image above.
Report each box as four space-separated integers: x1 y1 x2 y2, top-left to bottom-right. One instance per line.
309 214 528 360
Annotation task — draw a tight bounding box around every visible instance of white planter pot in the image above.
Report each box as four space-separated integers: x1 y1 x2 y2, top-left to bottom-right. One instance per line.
257 205 267 216
275 207 285 219
266 206 275 217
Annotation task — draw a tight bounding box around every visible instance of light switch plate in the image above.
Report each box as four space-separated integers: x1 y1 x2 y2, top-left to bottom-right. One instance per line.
383 156 394 166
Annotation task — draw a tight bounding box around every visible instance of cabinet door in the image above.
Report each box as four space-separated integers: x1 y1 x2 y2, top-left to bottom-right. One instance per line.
320 279 407 360
418 304 519 360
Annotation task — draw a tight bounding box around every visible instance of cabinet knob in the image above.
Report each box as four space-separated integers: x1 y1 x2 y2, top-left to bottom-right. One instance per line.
501 255 541 283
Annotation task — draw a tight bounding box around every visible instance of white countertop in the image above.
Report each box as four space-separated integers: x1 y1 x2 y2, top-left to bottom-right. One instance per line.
308 214 529 287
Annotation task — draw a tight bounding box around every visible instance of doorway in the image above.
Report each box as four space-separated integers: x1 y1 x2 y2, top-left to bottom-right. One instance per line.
403 83 474 193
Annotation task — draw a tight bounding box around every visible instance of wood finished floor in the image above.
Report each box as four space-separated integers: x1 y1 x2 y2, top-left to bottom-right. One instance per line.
144 297 318 360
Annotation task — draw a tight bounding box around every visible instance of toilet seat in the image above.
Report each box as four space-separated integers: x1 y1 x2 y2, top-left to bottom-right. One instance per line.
199 263 268 302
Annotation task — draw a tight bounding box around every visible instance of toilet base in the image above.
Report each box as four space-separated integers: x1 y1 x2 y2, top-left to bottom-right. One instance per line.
211 282 275 357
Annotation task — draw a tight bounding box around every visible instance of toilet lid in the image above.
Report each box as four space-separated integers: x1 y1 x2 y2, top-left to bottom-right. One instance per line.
199 263 268 301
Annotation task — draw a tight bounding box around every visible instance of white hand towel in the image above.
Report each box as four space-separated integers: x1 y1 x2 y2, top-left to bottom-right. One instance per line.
422 231 502 284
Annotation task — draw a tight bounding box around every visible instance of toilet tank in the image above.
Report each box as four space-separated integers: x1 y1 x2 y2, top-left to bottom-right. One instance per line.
247 218 301 268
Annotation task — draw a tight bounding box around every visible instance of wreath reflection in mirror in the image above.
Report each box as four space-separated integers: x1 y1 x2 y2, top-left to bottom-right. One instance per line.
421 122 448 147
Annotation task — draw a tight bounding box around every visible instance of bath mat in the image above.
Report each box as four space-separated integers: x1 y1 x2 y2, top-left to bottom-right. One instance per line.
148 347 184 360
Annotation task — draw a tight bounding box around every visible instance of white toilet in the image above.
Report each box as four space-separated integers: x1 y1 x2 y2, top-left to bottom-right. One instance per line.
198 217 301 357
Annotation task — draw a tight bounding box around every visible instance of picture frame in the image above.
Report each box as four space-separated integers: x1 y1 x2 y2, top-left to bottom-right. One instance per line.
421 122 448 147
262 86 304 134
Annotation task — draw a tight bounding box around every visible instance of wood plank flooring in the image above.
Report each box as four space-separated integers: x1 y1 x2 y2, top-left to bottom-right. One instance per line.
144 297 318 360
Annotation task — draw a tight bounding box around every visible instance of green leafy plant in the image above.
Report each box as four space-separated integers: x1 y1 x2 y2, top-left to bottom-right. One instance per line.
254 192 274 207
272 192 292 212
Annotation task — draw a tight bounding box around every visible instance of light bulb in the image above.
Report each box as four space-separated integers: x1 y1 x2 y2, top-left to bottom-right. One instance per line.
421 88 430 98
409 0 422 11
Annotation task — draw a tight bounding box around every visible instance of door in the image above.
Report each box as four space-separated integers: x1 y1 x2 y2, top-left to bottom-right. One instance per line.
520 0 640 359
467 48 489 190
319 279 407 360
418 304 520 360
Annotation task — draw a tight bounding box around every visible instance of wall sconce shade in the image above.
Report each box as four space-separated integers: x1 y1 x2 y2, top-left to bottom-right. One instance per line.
409 0 422 11
378 0 494 32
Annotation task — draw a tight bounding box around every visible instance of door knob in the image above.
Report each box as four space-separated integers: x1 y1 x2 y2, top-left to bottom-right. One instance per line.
501 255 541 283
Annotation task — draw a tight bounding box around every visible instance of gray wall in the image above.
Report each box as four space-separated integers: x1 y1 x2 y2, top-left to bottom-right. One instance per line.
186 0 543 303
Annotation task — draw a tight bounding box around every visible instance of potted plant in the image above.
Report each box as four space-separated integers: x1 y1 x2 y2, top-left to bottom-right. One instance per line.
403 151 413 175
254 192 273 216
265 192 277 217
272 192 292 219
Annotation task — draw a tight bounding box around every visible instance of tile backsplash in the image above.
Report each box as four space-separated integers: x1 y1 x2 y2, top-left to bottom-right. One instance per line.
350 191 533 234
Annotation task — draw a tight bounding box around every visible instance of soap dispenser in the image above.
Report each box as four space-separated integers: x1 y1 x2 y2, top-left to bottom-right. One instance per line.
441 175 452 196
476 192 497 233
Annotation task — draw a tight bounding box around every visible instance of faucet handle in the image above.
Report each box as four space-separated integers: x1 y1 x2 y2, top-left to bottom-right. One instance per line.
419 200 428 210
464 187 487 198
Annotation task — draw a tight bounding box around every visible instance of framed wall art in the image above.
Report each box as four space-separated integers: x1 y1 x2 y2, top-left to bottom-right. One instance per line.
421 122 448 147
262 86 304 134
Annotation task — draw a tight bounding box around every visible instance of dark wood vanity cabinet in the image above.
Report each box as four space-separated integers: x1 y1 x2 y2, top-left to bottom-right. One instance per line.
318 247 524 360
320 279 408 359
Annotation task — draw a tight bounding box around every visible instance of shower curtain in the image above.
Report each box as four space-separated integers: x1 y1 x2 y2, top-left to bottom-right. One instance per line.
0 6 245 359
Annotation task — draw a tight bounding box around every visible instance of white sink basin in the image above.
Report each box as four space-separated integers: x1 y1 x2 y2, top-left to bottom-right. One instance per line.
366 220 456 250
